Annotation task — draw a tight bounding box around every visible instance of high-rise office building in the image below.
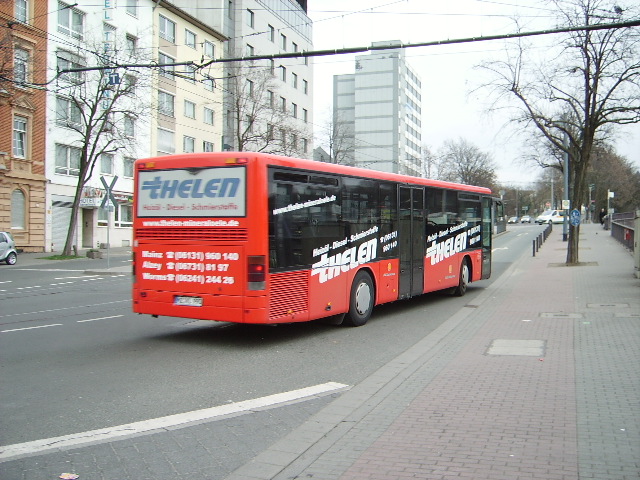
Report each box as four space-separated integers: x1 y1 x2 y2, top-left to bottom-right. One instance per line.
334 41 423 176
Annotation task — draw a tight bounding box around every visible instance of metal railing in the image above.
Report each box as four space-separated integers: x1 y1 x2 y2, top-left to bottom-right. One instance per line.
609 212 635 252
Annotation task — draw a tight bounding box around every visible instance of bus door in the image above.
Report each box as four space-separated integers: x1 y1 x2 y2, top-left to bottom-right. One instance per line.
482 197 493 279
398 186 425 298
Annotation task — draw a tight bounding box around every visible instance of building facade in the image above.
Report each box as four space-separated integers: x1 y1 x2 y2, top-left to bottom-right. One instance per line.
221 0 313 157
0 0 48 252
333 41 423 176
44 1 225 253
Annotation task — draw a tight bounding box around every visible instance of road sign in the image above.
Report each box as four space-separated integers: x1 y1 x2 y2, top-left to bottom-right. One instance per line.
100 175 118 210
570 209 581 227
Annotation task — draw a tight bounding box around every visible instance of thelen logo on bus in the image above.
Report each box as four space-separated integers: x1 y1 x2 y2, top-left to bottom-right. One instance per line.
137 167 246 218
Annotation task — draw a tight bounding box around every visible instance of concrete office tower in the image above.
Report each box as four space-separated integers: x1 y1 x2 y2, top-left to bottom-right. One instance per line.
334 41 423 176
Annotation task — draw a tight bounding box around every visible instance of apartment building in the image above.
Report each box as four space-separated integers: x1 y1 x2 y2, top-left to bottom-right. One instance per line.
45 1 225 252
0 0 48 252
334 41 424 176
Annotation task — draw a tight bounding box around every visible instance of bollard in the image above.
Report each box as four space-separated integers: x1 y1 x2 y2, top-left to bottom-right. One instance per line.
533 239 536 256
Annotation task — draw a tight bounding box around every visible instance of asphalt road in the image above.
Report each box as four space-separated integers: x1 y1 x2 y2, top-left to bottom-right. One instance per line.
1 225 542 450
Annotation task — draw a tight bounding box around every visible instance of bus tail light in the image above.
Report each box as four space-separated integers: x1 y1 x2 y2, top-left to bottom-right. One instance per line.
248 256 266 290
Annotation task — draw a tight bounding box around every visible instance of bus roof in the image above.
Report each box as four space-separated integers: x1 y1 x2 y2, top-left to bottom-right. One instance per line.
136 152 493 195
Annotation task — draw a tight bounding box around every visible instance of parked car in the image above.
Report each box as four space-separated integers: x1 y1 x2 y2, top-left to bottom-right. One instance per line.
508 216 519 224
0 231 18 265
535 209 565 224
520 215 532 223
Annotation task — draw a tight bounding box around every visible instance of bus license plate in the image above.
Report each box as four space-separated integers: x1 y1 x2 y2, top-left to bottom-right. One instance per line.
174 296 203 307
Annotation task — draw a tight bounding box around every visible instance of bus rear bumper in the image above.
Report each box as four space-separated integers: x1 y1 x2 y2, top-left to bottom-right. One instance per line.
133 289 269 323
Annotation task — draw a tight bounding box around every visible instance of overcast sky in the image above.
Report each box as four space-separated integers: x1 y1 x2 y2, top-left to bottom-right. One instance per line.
306 0 640 186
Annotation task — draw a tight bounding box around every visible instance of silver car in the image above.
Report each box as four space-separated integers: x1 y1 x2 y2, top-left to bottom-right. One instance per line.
0 231 18 265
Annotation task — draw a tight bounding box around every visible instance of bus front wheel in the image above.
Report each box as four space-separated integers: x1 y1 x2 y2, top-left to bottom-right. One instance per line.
344 271 374 327
453 258 470 297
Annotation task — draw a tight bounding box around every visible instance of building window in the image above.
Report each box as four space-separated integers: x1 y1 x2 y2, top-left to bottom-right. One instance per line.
268 90 274 108
292 103 297 118
246 44 254 56
204 107 214 125
14 48 28 84
13 116 27 158
124 115 135 137
184 100 196 119
57 53 84 83
123 157 134 177
269 25 275 42
280 66 286 82
11 189 26 229
227 0 233 19
246 9 254 28
204 40 215 58
55 144 81 176
292 42 298 53
158 90 175 116
58 2 84 39
183 136 195 153
56 97 82 127
203 141 214 152
101 153 114 175
303 108 308 123
302 138 308 153
125 0 137 16
246 79 254 95
157 128 175 154
15 0 28 23
115 204 133 227
185 29 196 48
303 79 308 94
159 15 176 43
184 64 196 82
158 52 175 78
124 74 137 95
292 73 298 89
202 77 214 91
280 96 286 112
280 33 286 51
126 35 137 55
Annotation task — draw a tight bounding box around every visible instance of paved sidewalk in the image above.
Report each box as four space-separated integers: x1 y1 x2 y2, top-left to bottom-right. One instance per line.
226 223 640 480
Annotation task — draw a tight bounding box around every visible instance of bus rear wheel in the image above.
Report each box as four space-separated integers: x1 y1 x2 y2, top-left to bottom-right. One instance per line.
344 270 374 327
453 258 470 297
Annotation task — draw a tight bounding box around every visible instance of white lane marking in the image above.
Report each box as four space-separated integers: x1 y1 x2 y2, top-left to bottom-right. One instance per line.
55 276 99 280
0 281 12 284
0 382 349 462
0 300 128 319
16 286 42 290
1 324 63 333
77 315 124 323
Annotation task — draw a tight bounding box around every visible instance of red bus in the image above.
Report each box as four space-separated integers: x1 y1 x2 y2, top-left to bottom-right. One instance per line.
133 152 493 326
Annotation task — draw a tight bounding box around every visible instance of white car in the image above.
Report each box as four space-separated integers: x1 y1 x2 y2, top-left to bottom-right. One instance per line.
0 231 18 265
535 210 565 224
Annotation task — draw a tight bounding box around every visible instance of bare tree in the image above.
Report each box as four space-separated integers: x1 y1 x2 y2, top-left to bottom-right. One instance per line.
479 0 640 264
224 61 311 157
55 46 152 256
438 138 498 189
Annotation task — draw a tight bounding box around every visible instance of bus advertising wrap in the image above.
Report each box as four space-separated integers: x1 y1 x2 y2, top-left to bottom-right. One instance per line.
137 167 246 217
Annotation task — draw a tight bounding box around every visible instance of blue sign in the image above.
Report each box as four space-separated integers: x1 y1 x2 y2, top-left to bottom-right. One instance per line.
570 209 581 226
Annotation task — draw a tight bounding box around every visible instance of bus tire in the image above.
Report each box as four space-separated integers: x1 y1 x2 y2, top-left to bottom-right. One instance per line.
344 270 374 327
453 258 470 297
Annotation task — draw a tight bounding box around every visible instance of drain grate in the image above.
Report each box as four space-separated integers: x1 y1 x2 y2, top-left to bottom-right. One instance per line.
540 312 584 319
487 339 546 356
587 303 629 308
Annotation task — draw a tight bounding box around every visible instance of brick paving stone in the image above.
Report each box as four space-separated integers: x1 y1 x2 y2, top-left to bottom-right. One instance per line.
223 224 639 480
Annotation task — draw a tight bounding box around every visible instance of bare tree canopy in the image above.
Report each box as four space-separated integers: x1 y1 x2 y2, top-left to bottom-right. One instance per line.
438 138 498 190
224 61 310 157
479 0 640 264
